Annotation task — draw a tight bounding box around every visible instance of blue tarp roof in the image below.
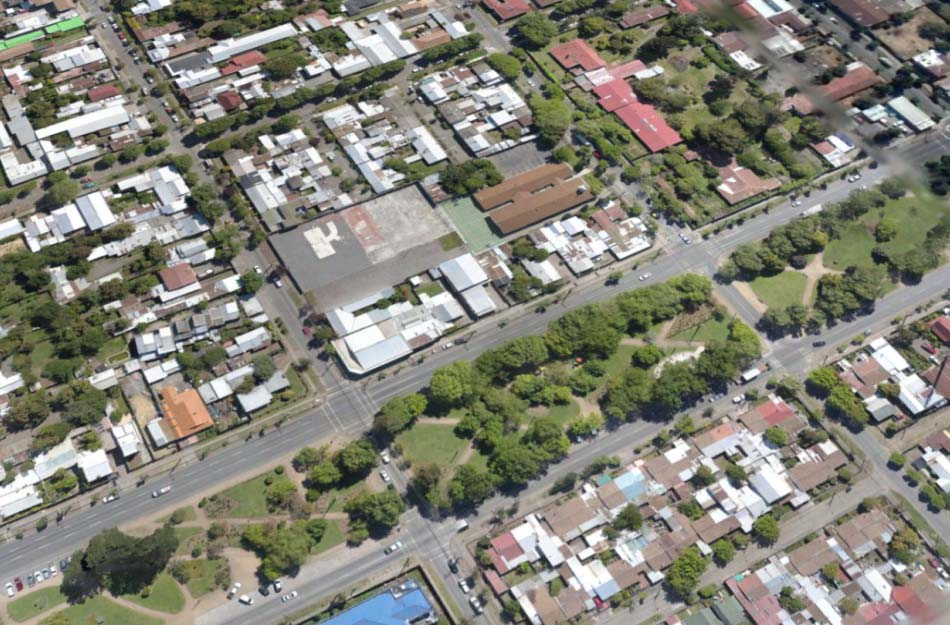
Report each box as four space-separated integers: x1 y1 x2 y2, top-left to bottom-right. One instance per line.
324 586 433 625
614 469 646 502
594 580 622 601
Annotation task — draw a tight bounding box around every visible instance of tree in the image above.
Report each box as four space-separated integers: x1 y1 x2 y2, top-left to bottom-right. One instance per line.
31 423 72 452
826 385 868 429
840 597 859 615
806 367 839 396
752 513 780 545
603 367 652 420
265 54 304 79
697 118 748 154
252 355 276 383
489 439 544 487
764 426 788 447
629 345 664 369
889 527 919 564
4 392 50 431
240 271 264 294
821 562 840 584
711 538 735 565
664 546 708 600
308 462 342 490
40 614 70 625
344 489 406 533
486 53 522 81
428 361 476 408
528 94 571 147
440 160 502 195
725 462 747 485
522 417 569 462
373 393 427 436
778 586 806 613
515 12 558 49
56 382 108 427
678 499 704 520
612 504 643 531
265 480 297 511
63 527 178 600
448 464 495 507
46 178 80 207
888 452 906 469
336 439 377 477
875 216 898 242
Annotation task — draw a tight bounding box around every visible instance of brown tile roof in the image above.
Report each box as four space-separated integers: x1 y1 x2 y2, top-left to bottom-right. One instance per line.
481 0 531 20
789 537 838 575
827 0 889 27
621 5 671 28
474 163 573 211
930 316 950 343
488 178 594 235
527 585 564 625
596 480 628 510
922 359 950 398
692 513 740 543
607 559 643 590
788 453 845 492
543 496 604 537
159 387 213 440
159 264 198 291
715 159 781 205
821 64 881 101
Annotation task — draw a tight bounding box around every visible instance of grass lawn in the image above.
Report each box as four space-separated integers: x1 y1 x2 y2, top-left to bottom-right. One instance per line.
180 559 228 598
172 526 204 555
670 313 732 344
748 271 807 309
823 192 948 272
30 340 55 376
161 506 197 524
601 344 641 379
215 468 295 518
466 450 490 472
324 480 366 513
7 586 67 622
96 335 130 364
533 400 580 428
311 519 345 556
54 596 164 625
122 572 185 614
396 423 469 467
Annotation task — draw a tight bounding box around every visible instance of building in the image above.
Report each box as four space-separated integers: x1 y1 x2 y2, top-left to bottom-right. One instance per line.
481 0 531 21
157 387 214 441
206 23 299 64
887 96 935 132
826 0 889 27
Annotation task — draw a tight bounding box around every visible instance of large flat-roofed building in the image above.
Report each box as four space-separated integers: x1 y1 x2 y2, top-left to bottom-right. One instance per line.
206 23 299 64
270 185 460 311
474 163 594 235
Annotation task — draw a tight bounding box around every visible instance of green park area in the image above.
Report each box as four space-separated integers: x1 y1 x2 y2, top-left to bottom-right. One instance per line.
173 559 229 598
122 572 185 614
396 423 470 467
749 271 808 309
213 466 295 517
7 586 67 622
823 192 948 274
54 596 164 625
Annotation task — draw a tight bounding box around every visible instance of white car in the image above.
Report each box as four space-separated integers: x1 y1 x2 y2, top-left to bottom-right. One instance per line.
253 265 264 275
679 232 692 244
638 273 651 281
274 277 284 288
102 493 119 504
49 565 57 577
380 470 391 484
151 485 171 498
732 395 744 404
281 591 299 602
469 596 484 614
380 449 391 464
458 578 470 593
385 541 403 555
238 594 254 605
791 198 802 207
34 571 43 584
5 582 14 597
273 579 283 592
228 582 241 599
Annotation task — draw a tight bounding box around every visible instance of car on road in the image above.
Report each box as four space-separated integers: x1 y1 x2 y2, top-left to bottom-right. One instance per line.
385 541 403 555
679 232 692 244
82 182 97 189
847 172 862 183
638 273 651 281
732 395 744 404
281 591 298 602
238 594 254 605
302 326 312 336
151 485 171 498
447 558 458 573
380 469 391 483
49 564 57 577
5 582 15 597
102 492 119 504
228 583 241 599
26 574 34 588
458 578 470 593
380 449 391 464
273 579 283 592
469 596 484 614
812 341 826 347
253 265 263 274
14 577 23 591
791 197 802 207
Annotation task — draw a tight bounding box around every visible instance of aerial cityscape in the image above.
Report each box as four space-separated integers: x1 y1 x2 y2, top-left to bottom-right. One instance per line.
0 0 947 622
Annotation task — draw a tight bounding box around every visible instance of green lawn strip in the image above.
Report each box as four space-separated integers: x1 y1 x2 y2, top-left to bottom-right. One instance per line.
172 526 204 555
324 480 366 513
310 520 345 556
216 469 295 518
160 506 197 523
466 449 490 472
601 344 641 379
823 221 875 270
7 586 67 622
669 314 732 344
396 423 469 467
121 572 185 614
748 271 807 309
531 400 580 429
180 559 228 598
55 596 164 625
30 340 55 376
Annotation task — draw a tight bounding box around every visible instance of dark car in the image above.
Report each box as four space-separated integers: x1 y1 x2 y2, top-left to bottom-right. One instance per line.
812 341 826 347
26 574 34 588
14 577 23 591
59 559 69 572
259 586 270 596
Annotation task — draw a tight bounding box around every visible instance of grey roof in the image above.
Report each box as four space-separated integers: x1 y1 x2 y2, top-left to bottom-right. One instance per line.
437 253 489 292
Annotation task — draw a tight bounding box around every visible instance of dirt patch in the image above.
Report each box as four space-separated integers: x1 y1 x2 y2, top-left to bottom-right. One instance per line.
875 7 945 59
0 238 25 257
801 252 838 305
666 303 716 335
576 396 600 418
808 44 848 71
222 547 260 588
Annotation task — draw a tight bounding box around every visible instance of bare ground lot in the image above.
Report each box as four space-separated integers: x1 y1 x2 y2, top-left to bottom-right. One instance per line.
875 7 945 59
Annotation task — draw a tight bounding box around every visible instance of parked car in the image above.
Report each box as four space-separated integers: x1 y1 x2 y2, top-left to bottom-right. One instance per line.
253 265 264 274
152 485 171 498
281 591 298 602
5 582 15 597
732 395 744 404
102 492 119 504
791 198 802 207
26 574 34 588
458 578 470 593
922 342 936 355
35 570 43 583
238 594 254 605
273 579 283 592
638 273 651 281
380 470 391 483
380 449 391 464
49 564 57 577
14 577 23 591
82 182 97 189
812 341 826 347
384 541 403 555
228 583 241 599
679 232 692 244
469 596 484 614
259 585 270 596
273 277 283 288
41 569 49 580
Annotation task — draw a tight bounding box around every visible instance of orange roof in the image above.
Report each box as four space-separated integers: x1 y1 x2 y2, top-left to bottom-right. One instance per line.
160 387 213 440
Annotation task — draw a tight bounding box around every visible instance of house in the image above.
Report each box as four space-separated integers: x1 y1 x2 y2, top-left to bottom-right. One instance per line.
158 386 214 441
481 0 531 21
826 0 889 27
930 316 950 344
714 158 780 205
738 395 801 435
592 79 681 152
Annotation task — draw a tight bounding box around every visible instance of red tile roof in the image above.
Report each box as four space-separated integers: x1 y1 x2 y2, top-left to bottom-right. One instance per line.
483 570 509 596
231 50 267 68
550 39 606 72
217 90 242 111
755 396 796 426
930 316 950 343
892 586 935 621
482 0 531 20
821 63 881 101
673 0 698 13
490 532 523 563
87 84 120 102
827 0 889 27
592 79 681 152
620 5 670 28
159 264 198 291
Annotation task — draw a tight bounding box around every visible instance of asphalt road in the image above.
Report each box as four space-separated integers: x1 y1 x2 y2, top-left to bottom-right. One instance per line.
1 132 947 623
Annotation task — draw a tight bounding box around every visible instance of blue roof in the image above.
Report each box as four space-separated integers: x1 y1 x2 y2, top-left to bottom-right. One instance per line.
614 469 646 502
594 474 612 486
594 580 622 601
323 586 433 625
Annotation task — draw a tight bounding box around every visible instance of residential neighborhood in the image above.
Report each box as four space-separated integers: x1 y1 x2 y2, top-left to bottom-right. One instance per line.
0 0 945 621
